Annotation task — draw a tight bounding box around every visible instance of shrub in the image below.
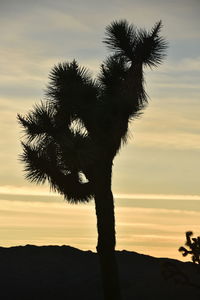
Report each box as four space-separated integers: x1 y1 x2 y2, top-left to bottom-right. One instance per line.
179 231 200 264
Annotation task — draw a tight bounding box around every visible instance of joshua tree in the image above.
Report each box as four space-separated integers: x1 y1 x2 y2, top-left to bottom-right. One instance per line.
18 20 167 300
179 231 200 264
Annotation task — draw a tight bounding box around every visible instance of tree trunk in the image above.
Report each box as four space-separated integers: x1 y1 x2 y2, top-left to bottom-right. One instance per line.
94 160 121 300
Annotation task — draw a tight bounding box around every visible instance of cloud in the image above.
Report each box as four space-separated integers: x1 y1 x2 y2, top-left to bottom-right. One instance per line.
164 57 200 72
115 193 200 201
0 185 58 197
128 108 200 150
1 197 199 259
145 58 200 98
132 131 200 150
0 197 97 249
37 9 92 33
0 0 200 199
1 184 200 202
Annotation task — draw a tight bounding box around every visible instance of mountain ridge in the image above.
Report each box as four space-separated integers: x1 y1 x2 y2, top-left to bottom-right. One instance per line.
0 245 199 299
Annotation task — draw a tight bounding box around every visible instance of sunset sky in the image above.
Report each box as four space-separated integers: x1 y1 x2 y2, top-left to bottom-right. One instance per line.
0 0 200 260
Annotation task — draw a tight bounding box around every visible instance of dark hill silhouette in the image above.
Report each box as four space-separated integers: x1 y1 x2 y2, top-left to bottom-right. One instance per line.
0 245 199 299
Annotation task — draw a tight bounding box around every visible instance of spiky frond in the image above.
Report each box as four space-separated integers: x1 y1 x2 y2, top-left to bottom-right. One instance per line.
56 131 96 172
46 60 98 113
49 60 91 87
17 101 56 142
20 142 54 184
104 20 136 60
104 20 167 68
179 231 200 264
98 55 147 126
98 55 128 94
133 21 168 67
20 141 94 203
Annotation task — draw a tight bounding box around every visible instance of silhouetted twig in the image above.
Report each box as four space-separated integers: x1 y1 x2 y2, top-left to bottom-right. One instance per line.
179 231 200 264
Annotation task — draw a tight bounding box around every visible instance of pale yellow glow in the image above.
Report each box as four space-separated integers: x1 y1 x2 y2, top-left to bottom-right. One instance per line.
1 185 200 201
132 131 200 150
0 185 58 196
114 193 200 201
0 197 199 261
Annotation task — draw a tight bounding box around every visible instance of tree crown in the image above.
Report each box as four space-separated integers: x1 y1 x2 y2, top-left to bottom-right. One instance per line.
18 20 167 203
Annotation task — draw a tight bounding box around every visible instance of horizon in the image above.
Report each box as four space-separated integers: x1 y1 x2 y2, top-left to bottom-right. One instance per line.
0 190 199 261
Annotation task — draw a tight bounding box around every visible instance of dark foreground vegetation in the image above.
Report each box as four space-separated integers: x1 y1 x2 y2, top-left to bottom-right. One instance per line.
0 245 199 300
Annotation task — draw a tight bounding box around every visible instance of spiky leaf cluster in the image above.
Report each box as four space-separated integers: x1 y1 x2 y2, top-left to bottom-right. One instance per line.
179 231 200 264
18 20 167 203
104 20 167 67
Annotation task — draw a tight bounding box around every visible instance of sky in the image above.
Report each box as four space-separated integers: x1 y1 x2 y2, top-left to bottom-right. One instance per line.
0 0 200 260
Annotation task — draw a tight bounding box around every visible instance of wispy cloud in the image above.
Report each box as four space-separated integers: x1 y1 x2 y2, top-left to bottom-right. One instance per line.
0 198 199 259
1 185 200 202
132 131 200 150
0 0 200 210
115 193 200 201
0 185 58 197
162 57 200 72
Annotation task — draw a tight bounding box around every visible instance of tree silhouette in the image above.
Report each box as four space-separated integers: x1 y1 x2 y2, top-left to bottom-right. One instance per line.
18 20 167 300
179 231 200 264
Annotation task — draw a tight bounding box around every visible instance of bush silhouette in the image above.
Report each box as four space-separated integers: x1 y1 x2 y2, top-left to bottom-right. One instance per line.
179 231 200 264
